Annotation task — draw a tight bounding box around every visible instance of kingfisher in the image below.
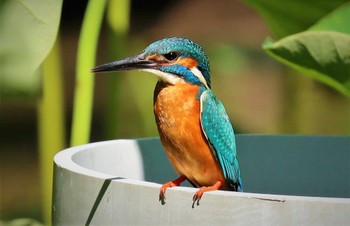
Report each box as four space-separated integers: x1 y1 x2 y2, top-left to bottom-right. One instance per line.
92 37 243 208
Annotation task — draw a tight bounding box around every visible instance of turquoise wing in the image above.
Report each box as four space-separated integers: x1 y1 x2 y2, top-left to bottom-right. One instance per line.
200 90 243 191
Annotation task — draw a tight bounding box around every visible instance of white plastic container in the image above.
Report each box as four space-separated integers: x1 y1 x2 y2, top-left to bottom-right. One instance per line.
53 135 350 225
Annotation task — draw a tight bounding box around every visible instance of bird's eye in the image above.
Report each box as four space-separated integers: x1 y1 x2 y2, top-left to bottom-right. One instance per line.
163 52 179 61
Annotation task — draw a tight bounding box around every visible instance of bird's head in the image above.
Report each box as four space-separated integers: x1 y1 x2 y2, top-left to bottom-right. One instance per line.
92 37 211 89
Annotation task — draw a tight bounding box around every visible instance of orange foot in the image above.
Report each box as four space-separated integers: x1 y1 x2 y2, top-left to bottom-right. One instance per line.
159 175 187 205
192 181 222 208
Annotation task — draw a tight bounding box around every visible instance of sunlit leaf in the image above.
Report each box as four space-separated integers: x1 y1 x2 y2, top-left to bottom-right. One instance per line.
243 0 348 38
0 0 62 97
310 1 350 35
263 31 350 97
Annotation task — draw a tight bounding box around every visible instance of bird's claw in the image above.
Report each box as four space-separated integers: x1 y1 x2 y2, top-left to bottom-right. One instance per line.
191 182 222 208
159 176 187 205
192 193 202 208
159 189 166 205
159 182 173 205
192 187 206 208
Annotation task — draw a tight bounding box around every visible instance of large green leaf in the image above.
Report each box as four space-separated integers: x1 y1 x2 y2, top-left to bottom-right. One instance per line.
310 1 350 34
0 0 62 97
263 31 350 97
243 0 348 38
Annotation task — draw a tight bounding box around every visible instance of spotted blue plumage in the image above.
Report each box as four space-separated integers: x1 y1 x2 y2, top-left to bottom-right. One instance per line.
200 90 243 191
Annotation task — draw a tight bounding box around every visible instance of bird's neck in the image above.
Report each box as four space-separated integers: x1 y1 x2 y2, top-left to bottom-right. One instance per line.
153 80 206 103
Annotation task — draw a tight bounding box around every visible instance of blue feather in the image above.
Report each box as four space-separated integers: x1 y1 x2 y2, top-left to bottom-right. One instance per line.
160 65 204 87
200 90 243 191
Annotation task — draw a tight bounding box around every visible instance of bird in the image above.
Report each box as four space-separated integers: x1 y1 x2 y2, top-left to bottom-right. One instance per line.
92 37 243 208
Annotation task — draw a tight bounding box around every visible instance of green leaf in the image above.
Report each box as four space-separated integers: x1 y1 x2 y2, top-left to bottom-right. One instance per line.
0 0 62 97
243 0 348 38
263 31 350 97
310 1 350 35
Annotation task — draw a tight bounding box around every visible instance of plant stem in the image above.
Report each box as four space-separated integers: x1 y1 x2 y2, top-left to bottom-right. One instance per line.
71 0 107 146
38 37 65 225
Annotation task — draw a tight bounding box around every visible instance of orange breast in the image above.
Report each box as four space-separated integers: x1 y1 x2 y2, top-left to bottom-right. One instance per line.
153 81 226 188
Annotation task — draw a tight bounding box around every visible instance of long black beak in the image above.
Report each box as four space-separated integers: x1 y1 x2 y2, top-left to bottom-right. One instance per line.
91 54 157 73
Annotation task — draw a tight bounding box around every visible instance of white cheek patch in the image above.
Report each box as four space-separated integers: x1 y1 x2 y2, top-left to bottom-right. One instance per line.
142 69 182 85
191 66 210 89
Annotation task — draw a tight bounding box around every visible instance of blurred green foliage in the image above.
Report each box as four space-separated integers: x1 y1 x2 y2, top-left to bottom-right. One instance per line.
38 39 65 225
0 0 62 97
0 0 63 225
244 0 350 97
264 31 350 97
103 0 131 140
243 0 348 38
70 0 108 146
0 218 44 226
